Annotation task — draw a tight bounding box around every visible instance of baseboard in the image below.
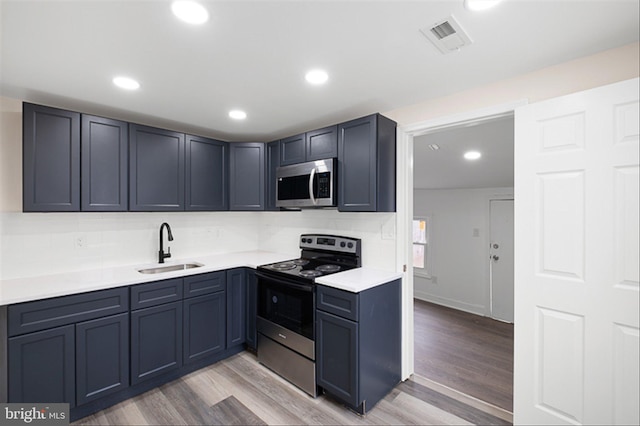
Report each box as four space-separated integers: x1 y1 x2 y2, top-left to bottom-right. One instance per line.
413 292 486 317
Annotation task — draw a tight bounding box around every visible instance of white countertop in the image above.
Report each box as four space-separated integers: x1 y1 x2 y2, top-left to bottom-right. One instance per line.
316 267 403 293
0 251 293 306
0 251 403 305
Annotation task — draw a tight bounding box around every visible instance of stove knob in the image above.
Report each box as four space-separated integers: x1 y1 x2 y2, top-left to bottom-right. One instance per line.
340 241 346 248
302 238 308 243
347 242 354 249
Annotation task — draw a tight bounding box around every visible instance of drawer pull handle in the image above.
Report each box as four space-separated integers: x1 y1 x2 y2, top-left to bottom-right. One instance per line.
278 333 287 339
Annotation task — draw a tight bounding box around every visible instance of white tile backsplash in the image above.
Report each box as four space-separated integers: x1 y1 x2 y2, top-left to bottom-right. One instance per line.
0 210 398 280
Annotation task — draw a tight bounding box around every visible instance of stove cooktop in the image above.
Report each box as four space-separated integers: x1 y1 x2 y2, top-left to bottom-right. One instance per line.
260 257 354 280
258 234 361 282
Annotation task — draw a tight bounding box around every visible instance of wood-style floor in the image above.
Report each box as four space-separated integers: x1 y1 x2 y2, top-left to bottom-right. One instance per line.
73 300 514 425
73 351 512 426
414 299 514 412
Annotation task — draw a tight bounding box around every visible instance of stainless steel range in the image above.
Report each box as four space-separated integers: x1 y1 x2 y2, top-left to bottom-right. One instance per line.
256 234 361 397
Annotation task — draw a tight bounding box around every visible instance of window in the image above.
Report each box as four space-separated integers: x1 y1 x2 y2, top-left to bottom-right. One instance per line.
413 217 432 277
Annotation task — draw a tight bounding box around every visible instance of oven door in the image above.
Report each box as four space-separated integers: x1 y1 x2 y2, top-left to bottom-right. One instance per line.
256 271 315 341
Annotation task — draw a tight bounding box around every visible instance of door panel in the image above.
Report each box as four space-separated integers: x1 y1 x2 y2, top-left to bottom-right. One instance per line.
489 199 514 322
514 78 639 425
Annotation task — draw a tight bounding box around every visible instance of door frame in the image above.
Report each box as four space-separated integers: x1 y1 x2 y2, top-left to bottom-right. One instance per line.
395 99 527 380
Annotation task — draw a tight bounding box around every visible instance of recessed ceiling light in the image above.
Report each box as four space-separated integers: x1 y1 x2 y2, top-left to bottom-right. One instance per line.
464 150 482 160
171 1 209 25
229 110 247 120
464 0 503 11
112 76 140 90
305 69 329 85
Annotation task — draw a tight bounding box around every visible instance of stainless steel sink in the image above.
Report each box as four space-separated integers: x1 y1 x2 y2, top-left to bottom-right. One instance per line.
137 262 203 274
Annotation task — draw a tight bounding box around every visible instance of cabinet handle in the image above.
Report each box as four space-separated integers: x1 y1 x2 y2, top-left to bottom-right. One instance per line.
278 333 287 339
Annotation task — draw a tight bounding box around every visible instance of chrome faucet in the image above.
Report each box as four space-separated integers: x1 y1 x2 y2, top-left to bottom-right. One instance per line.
158 222 174 263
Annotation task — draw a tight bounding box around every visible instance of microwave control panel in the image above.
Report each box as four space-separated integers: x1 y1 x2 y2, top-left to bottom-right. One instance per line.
316 172 331 198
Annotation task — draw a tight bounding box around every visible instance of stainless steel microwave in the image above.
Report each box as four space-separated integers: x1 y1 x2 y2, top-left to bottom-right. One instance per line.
276 158 336 208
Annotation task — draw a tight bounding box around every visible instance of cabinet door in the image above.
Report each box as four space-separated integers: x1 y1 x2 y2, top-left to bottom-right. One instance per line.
76 313 129 405
23 103 80 212
185 135 228 211
245 269 257 350
306 125 337 161
129 124 185 211
131 302 183 385
316 310 359 407
229 143 265 211
8 325 75 407
265 141 280 211
183 292 226 364
338 115 377 212
226 269 246 347
279 133 306 166
81 115 128 211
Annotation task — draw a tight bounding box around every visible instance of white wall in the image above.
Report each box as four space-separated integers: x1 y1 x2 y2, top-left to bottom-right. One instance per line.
413 187 513 316
0 96 397 281
385 42 639 126
258 210 397 270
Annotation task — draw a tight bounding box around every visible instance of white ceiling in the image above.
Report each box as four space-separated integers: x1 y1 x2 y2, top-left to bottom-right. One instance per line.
414 115 514 189
1 0 638 143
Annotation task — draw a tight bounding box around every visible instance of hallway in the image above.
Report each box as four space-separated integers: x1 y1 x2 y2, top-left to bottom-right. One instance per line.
414 299 514 412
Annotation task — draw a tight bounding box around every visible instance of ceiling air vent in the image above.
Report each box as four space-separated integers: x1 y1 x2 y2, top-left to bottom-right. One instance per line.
420 15 473 54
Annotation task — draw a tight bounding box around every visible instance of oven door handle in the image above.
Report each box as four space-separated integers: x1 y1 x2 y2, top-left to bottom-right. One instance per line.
255 271 315 293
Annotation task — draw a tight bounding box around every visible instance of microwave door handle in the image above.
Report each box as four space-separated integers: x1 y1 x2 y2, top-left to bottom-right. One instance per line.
309 167 317 205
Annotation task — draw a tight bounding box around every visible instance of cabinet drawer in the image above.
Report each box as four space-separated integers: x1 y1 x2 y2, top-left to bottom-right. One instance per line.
316 285 359 322
8 287 128 337
183 271 225 298
131 278 183 310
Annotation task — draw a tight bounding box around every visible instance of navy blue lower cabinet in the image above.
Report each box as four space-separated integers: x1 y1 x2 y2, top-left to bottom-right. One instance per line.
226 269 246 347
316 310 359 407
183 292 226 364
131 301 183 385
245 269 257 351
8 325 76 407
316 279 401 414
75 313 129 405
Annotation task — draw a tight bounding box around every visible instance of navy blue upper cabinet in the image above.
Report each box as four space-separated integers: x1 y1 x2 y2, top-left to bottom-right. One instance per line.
185 135 228 211
265 141 280 211
129 124 185 211
338 114 396 212
81 115 128 211
23 103 80 212
229 143 265 211
306 125 337 161
279 133 306 166
279 126 338 166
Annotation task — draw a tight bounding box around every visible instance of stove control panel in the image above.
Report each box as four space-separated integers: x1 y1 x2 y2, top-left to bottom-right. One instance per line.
300 234 361 255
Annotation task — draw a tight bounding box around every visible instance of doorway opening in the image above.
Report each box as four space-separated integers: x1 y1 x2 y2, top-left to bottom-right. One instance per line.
405 106 518 413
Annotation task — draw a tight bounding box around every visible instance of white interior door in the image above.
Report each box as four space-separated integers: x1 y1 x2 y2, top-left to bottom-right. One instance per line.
490 199 514 323
514 78 639 425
